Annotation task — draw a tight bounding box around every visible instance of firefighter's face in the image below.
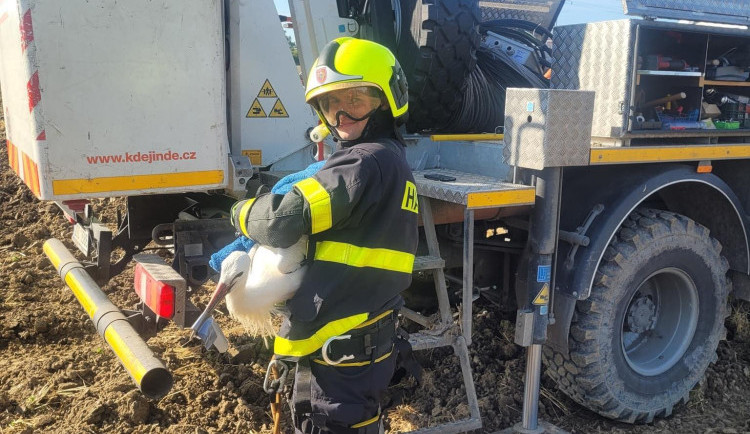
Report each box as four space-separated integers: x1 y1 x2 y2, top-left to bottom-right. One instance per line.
315 86 385 140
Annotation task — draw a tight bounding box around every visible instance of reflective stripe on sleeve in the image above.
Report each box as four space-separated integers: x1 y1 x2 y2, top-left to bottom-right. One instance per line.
238 198 257 238
314 241 414 274
273 312 369 357
294 177 332 234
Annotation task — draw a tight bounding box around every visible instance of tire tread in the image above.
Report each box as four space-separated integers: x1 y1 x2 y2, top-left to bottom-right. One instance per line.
397 0 480 132
544 208 730 423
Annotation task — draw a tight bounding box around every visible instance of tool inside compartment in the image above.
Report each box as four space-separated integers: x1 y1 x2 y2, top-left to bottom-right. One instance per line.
631 26 750 133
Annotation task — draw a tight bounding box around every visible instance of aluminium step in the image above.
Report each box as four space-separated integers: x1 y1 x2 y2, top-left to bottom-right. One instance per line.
413 169 535 209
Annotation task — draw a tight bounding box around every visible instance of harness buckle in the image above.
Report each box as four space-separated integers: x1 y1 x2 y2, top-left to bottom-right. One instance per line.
321 334 355 365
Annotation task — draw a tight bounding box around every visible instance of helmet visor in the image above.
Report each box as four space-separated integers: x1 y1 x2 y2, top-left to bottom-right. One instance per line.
312 86 384 127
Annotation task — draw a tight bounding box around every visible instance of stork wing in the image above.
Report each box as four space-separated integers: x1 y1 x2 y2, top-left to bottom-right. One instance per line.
268 236 308 274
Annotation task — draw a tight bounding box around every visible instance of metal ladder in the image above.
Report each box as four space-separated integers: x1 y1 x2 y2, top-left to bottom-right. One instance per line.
401 169 537 434
402 195 481 434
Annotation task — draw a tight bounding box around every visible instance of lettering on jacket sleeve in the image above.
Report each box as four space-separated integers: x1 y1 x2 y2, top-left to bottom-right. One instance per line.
401 180 419 214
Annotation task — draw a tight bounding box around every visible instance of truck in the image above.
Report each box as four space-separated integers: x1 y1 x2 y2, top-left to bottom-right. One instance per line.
2 0 750 432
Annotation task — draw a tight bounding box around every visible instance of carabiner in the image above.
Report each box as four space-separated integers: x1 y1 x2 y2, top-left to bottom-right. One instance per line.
263 359 289 395
322 334 355 365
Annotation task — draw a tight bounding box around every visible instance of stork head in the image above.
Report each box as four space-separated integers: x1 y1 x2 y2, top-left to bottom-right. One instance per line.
190 251 251 334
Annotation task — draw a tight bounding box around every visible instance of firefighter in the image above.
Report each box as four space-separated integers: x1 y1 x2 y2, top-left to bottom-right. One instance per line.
231 37 418 433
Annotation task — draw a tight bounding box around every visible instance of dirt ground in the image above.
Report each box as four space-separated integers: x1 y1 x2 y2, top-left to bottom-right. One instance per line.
2 111 750 434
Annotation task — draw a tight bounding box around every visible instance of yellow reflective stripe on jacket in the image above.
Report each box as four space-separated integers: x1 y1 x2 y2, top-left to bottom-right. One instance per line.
294 177 332 234
315 241 414 274
273 312 368 357
238 198 257 238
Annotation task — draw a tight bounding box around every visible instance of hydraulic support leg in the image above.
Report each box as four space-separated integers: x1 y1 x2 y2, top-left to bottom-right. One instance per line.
514 167 562 433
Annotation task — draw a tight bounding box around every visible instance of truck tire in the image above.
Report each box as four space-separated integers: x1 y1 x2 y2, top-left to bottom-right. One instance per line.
366 0 480 133
360 0 399 54
544 208 730 423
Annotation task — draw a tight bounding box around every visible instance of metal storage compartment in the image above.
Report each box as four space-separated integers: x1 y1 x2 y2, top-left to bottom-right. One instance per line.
0 0 229 200
553 3 750 147
504 88 595 170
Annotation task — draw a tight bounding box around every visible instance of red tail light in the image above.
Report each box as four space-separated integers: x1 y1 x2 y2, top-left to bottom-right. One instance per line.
134 263 175 319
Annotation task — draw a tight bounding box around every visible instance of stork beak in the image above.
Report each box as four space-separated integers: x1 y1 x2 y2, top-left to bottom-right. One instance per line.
190 281 232 337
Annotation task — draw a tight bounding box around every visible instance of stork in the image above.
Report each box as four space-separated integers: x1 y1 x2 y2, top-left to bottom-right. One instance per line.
191 236 308 337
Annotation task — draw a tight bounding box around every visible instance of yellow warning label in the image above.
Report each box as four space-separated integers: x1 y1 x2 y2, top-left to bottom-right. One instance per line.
257 79 278 98
533 283 550 305
269 99 289 118
242 150 262 165
246 99 267 118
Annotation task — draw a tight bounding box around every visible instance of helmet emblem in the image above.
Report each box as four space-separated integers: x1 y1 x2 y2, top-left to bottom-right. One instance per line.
315 66 327 84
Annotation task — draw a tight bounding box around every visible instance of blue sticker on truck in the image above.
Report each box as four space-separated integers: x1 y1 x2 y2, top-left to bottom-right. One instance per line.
536 265 551 283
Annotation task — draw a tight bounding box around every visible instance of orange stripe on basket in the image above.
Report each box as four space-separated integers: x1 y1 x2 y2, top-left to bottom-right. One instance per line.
20 149 30 185
9 142 21 177
13 146 20 176
29 158 40 197
7 140 19 176
20 151 41 198
14 145 20 175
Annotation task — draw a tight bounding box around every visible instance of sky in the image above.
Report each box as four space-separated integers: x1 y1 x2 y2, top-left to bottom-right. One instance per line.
274 0 290 17
272 0 628 29
556 0 627 25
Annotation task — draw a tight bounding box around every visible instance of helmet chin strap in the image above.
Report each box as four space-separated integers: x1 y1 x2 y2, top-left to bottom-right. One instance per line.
319 106 400 146
323 108 380 143
327 108 380 129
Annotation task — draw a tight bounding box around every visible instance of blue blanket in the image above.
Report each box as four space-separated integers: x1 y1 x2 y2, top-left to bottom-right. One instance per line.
209 161 326 273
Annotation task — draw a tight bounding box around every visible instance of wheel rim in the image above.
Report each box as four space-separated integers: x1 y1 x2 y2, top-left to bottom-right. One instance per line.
621 267 699 376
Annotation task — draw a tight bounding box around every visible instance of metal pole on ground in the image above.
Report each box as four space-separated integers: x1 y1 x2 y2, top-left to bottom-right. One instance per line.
43 238 173 399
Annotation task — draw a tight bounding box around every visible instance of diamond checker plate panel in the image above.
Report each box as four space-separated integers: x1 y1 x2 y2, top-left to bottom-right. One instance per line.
413 169 534 209
552 20 634 139
504 88 595 169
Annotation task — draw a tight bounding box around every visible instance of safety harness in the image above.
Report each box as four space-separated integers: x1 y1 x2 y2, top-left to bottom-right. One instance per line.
264 310 421 433
294 311 395 433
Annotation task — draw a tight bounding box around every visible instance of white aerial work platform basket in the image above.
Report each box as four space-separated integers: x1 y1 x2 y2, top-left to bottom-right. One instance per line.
0 0 229 200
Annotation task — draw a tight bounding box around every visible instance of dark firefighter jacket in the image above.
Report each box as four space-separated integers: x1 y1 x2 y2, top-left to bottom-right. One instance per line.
234 138 419 358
